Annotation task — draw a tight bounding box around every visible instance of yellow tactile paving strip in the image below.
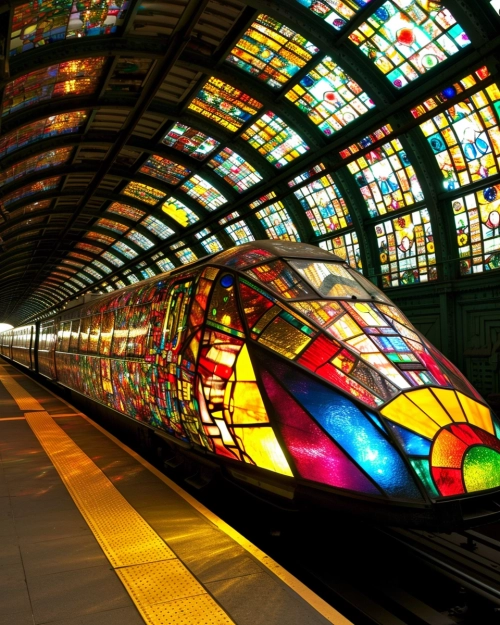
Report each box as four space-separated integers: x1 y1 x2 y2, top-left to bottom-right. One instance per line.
0 372 44 411
24 411 235 625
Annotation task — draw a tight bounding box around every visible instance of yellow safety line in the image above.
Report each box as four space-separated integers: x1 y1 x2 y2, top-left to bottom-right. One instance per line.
0 374 44 411
25 411 235 625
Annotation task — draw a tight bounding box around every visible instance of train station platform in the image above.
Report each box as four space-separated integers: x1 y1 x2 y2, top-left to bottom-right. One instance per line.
0 360 351 625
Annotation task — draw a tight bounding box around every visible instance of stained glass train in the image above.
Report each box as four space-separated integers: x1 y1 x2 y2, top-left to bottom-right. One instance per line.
2 241 500 530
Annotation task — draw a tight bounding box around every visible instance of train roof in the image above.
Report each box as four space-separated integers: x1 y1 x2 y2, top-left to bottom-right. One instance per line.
211 241 344 267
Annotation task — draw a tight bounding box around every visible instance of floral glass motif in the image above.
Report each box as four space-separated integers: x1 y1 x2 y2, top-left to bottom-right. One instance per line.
226 14 319 89
126 231 154 250
180 175 227 211
220 212 256 245
188 78 263 132
339 124 394 158
320 231 363 272
453 185 500 274
2 177 60 207
0 112 87 159
162 123 219 160
292 172 352 236
139 155 191 185
0 147 73 186
347 139 424 217
162 198 199 227
122 181 165 205
175 247 198 264
349 1 470 89
295 0 373 31
113 241 138 259
242 112 309 167
285 57 375 136
419 83 500 190
141 216 174 240
102 251 124 267
375 208 437 286
2 58 106 117
106 202 145 221
10 0 128 55
208 148 263 192
255 201 301 241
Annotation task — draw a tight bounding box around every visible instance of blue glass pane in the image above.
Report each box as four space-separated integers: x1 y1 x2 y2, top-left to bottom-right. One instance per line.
366 411 386 432
388 423 432 456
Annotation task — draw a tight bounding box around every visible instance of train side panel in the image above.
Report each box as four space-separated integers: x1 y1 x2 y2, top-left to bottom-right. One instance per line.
11 325 35 370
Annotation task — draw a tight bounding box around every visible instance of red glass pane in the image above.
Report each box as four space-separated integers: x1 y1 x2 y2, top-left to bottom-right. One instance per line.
431 429 468 468
297 334 341 371
431 467 464 496
417 351 450 387
239 281 274 328
450 423 483 446
316 363 379 407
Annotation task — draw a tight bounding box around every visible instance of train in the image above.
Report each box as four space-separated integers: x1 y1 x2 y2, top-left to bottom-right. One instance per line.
2 240 500 531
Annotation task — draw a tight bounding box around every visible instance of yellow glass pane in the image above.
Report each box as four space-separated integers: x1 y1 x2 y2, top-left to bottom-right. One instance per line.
224 381 269 425
431 428 467 468
213 418 237 445
431 388 466 423
380 394 440 439
457 392 494 434
407 389 452 427
252 305 280 334
234 343 255 381
258 317 311 359
328 313 363 341
233 426 293 476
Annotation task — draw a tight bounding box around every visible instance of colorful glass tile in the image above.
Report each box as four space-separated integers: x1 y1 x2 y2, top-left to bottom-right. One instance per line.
156 257 175 272
126 230 154 250
242 112 309 167
226 14 319 89
296 0 373 31
141 215 174 240
350 1 470 89
106 202 145 221
180 175 227 211
162 123 219 160
2 58 106 117
208 148 263 193
339 125 394 158
419 83 500 190
375 208 437 286
255 201 301 241
188 77 263 132
453 186 500 274
249 192 277 209
85 231 115 246
102 251 124 266
92 260 111 274
199 234 224 254
139 155 191 185
96 218 128 234
175 247 198 264
112 241 138 259
285 57 375 136
2 177 60 207
319 231 362 272
76 242 102 255
223 215 256 245
84 266 102 280
161 197 199 226
122 181 165 205
0 147 72 186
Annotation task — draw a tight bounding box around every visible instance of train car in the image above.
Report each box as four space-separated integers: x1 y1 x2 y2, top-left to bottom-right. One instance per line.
0 324 36 370
2 241 500 530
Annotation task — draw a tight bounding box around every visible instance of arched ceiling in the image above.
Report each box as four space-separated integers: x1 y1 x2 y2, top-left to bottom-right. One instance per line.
0 0 499 326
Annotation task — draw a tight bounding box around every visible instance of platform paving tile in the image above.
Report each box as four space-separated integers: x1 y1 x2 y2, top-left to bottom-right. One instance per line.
0 574 31 616
10 485 76 518
14 506 92 545
43 606 146 625
0 542 21 568
0 611 33 625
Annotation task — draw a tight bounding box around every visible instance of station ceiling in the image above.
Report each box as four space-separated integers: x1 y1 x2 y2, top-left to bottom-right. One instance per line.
0 0 499 326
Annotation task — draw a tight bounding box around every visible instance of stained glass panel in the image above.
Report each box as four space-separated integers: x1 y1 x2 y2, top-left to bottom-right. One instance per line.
0 147 73 186
141 215 174 240
339 124 394 158
242 112 309 167
226 14 319 89
156 257 175 272
256 201 301 241
296 0 373 31
222 215 256 245
86 231 115 245
208 148 263 192
249 192 277 208
188 77 263 132
180 175 227 211
349 1 470 89
453 186 500 274
200 234 224 254
126 230 154 250
106 202 145 221
419 83 500 190
375 208 437 286
92 260 111 274
96 219 128 234
113 241 138 259
319 231 362 272
102 251 124 267
84 267 103 280
76 242 102 255
122 181 165 205
161 197 199 226
285 57 375 136
139 155 191 185
175 247 198 264
162 123 219 160
2 177 60 207
347 139 424 217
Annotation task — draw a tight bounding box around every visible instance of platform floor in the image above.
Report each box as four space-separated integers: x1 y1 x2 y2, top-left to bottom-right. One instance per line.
0 361 351 625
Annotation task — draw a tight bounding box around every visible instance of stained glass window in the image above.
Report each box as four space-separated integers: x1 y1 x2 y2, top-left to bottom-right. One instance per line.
139 155 191 185
339 124 394 158
0 112 87 159
175 247 198 264
126 273 140 284
137 265 156 279
70 277 86 288
188 77 263 132
122 181 165 205
220 212 256 245
2 58 106 117
255 201 301 241
113 241 138 259
208 148 263 192
126 231 154 250
226 14 319 89
84 267 103 280
102 251 124 267
63 259 83 268
293 173 352 235
200 234 224 254
156 257 175 272
9 199 51 221
296 0 373 31
141 215 174 240
419 83 500 190
249 192 277 208
10 0 128 56
2 177 60 207
162 123 219 160
242 112 309 167
96 219 128 234
69 252 92 262
453 186 500 274
0 147 73 186
285 57 375 136
180 175 227 211
86 231 115 246
106 202 145 221
161 197 199 226
375 208 437 286
319 231 363 272
349 1 470 89
92 260 112 274
347 139 424 217
76 242 102 255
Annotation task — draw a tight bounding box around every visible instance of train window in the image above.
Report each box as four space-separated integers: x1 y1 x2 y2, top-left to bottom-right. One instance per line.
111 308 130 357
289 260 373 299
59 322 72 352
126 305 151 358
88 314 101 354
99 312 115 356
79 316 91 352
245 260 313 299
69 320 80 353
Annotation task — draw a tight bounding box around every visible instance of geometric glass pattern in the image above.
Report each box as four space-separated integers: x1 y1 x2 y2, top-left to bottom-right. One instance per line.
349 1 471 89
255 201 301 241
453 185 500 274
319 231 362 272
339 124 394 158
242 112 309 167
139 155 191 185
347 139 424 217
419 83 500 190
2 58 106 117
226 14 319 89
126 231 155 250
199 234 224 254
295 0 373 31
375 208 437 286
141 215 175 240
155 257 175 273
174 247 198 264
222 214 256 245
2 177 61 207
161 197 199 227
122 181 165 205
208 148 263 192
112 241 138 259
180 175 228 211
161 123 220 160
188 77 263 132
293 173 352 235
0 147 73 186
285 57 375 136
106 202 145 221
